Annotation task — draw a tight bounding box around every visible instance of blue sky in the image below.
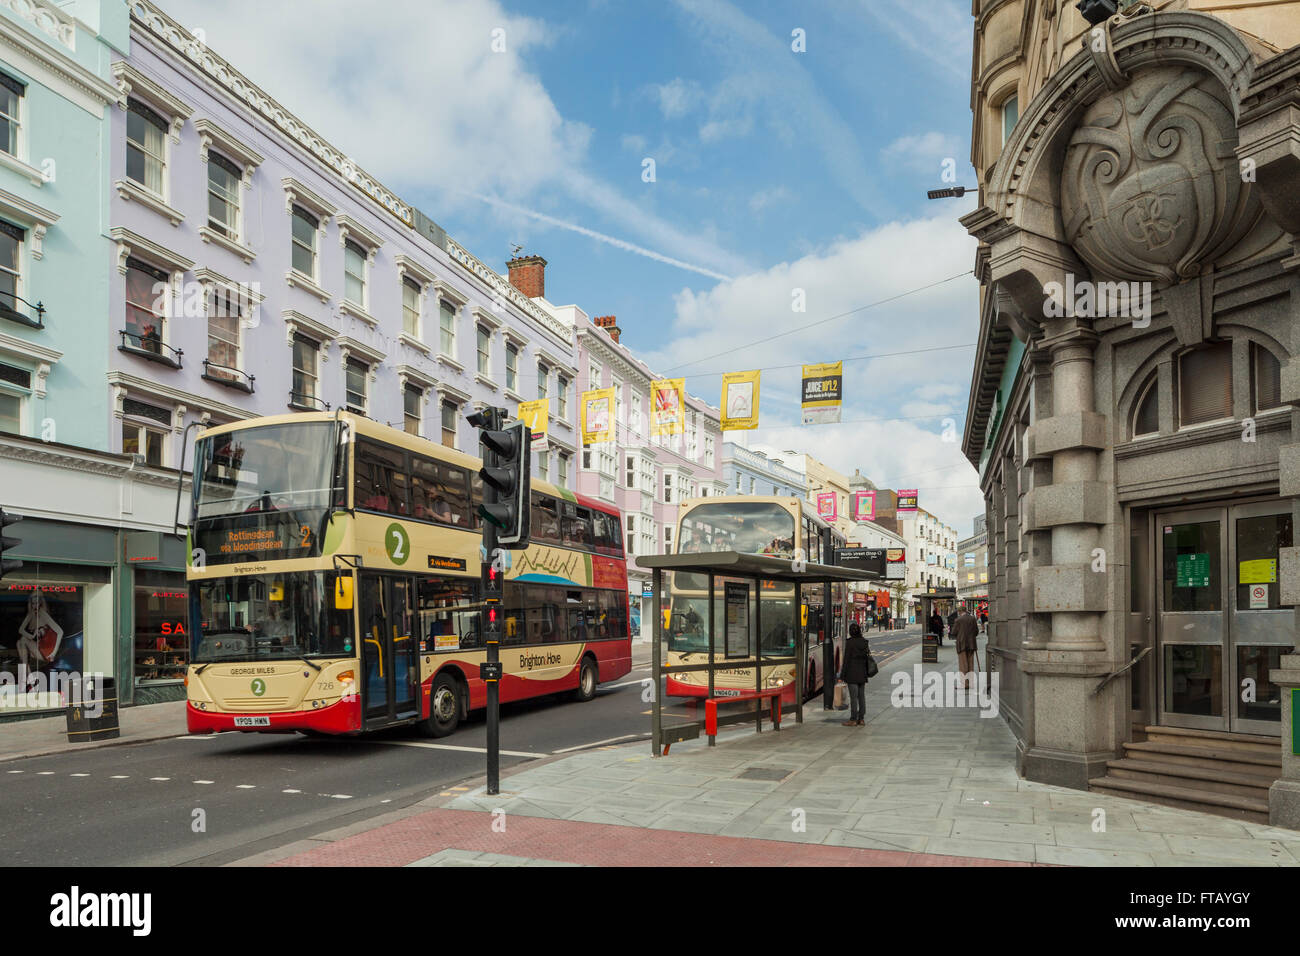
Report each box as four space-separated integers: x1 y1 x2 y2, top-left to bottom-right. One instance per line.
157 0 985 531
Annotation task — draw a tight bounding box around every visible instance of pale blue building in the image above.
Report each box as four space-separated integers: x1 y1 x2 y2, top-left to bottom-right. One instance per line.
721 442 804 498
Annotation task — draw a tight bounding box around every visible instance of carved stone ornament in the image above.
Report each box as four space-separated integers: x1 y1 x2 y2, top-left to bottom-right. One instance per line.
1060 66 1263 285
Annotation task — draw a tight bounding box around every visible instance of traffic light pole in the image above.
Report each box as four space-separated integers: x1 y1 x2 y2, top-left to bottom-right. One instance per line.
478 405 506 796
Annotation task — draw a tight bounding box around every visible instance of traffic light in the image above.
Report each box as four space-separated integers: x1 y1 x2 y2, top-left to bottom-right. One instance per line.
468 408 530 547
0 509 22 580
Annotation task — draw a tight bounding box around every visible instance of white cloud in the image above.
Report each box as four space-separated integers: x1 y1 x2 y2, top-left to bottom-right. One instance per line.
621 133 648 152
880 132 966 175
749 186 792 213
652 78 703 119
859 0 973 83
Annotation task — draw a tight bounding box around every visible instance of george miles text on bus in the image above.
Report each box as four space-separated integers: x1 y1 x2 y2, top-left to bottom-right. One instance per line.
0 668 105 716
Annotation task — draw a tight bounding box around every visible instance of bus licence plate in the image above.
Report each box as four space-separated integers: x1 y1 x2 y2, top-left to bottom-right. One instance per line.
234 716 270 727
712 689 742 698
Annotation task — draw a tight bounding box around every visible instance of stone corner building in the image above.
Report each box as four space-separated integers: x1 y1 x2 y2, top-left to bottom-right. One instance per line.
961 0 1300 826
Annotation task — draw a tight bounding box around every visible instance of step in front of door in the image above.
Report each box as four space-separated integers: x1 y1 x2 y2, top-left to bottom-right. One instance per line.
1087 775 1270 825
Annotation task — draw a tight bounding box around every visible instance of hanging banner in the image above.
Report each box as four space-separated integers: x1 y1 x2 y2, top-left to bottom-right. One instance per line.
816 492 837 521
852 490 876 522
896 489 918 515
516 398 549 451
720 370 760 431
581 388 615 445
650 379 686 436
801 362 842 425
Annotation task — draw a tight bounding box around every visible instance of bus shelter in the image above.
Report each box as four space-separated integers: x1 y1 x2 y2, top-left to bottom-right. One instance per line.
918 585 957 663
635 552 878 756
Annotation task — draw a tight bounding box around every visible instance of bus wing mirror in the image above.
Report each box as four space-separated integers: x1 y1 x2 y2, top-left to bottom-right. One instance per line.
801 604 808 627
335 577 354 610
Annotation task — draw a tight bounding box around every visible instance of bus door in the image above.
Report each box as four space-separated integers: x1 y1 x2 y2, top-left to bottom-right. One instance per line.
360 574 420 726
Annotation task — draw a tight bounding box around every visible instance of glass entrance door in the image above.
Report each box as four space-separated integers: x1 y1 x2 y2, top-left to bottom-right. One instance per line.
1156 503 1294 736
359 574 420 726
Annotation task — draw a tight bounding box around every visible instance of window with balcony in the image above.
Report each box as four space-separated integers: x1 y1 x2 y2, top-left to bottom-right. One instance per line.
206 294 241 386
290 334 320 409
123 258 172 362
0 219 31 327
402 276 421 338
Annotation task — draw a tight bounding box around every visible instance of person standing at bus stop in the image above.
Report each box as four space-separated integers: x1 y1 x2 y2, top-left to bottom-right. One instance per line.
840 621 871 726
952 607 980 690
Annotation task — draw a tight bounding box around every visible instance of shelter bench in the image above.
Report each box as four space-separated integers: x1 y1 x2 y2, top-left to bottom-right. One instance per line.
703 686 784 746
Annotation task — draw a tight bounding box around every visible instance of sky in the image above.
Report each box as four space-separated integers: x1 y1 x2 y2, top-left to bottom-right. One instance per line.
157 0 986 534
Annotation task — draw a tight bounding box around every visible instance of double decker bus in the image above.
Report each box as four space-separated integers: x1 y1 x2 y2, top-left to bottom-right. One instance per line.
184 411 631 737
664 495 850 702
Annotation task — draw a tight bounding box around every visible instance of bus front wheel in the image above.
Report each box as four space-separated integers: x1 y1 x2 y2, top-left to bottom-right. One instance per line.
422 673 461 738
573 657 598 703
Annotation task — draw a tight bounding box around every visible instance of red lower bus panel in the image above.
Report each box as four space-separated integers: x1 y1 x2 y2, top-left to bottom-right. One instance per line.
666 676 799 705
186 695 362 735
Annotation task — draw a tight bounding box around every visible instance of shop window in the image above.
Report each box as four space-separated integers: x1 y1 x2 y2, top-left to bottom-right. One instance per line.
0 579 89 698
1178 342 1232 427
134 570 189 684
1132 376 1158 437
1254 344 1282 412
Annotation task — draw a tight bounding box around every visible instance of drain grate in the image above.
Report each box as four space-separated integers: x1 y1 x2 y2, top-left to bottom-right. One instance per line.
737 767 792 782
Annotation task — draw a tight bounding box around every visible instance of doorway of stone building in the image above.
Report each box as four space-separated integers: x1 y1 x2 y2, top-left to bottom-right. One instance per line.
1154 501 1294 736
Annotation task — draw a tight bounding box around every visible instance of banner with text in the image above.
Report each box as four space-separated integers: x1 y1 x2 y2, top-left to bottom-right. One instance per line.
581 388 615 445
720 370 760 431
517 398 549 450
896 489 918 515
852 489 876 522
650 378 686 436
817 492 837 521
801 362 842 425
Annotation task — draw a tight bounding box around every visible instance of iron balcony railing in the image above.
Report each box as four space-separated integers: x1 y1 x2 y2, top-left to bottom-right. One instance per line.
201 359 255 393
288 390 329 411
0 290 44 329
119 329 183 368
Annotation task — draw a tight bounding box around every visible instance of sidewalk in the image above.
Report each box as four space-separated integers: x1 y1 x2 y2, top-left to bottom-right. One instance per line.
263 638 1300 867
0 699 186 762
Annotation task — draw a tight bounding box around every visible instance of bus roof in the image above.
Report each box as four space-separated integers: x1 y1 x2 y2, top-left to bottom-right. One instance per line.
195 410 618 517
675 494 836 533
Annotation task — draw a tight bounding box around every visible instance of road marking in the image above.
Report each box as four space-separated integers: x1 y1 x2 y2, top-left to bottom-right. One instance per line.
236 784 255 789
366 740 546 758
111 774 129 779
194 780 214 785
552 733 647 753
69 773 89 777
6 770 23 774
451 786 469 791
282 789 301 794
331 794 353 799
150 777 170 781
380 799 391 804
37 771 54 775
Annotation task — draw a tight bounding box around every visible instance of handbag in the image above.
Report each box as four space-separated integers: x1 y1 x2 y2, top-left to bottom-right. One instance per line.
866 653 879 679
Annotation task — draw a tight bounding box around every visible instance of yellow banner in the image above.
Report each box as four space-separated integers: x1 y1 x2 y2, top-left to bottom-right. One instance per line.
721 370 760 430
650 378 685 436
517 398 549 449
581 388 615 445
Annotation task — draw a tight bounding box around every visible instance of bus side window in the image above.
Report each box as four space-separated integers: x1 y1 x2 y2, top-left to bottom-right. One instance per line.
355 441 408 515
531 496 560 545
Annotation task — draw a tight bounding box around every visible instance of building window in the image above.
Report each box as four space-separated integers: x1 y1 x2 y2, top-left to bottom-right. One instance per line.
404 383 422 436
1179 342 1232 427
537 448 549 482
402 276 421 338
476 325 490 376
345 358 367 413
206 289 242 380
664 526 672 553
704 434 714 466
505 342 518 391
626 455 635 488
206 152 242 239
121 399 171 466
291 334 319 407
582 448 592 470
126 99 167 196
1133 377 1158 437
558 453 569 489
664 473 673 503
439 300 456 356
538 363 549 402
1255 345 1282 412
747 476 755 494
124 257 168 347
441 398 457 448
0 361 30 434
557 375 569 419
626 514 635 555
735 473 742 491
1001 94 1018 148
344 239 366 307
0 72 23 158
291 205 318 278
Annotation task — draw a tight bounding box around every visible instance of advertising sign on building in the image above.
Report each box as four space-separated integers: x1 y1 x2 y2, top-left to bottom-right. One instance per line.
886 548 906 579
516 398 549 450
852 490 876 522
964 552 975 567
650 378 686 436
581 388 615 445
816 492 837 521
720 370 760 431
896 490 918 514
801 362 842 425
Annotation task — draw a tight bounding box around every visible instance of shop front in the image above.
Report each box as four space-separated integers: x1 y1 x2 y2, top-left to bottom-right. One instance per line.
124 532 189 704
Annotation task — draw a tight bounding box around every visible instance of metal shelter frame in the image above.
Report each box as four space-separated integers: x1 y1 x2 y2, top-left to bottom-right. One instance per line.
635 552 878 757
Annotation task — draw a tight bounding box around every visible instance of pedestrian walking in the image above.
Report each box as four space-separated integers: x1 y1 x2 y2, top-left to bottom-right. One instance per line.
840 621 871 726
947 607 958 636
979 609 988 633
952 607 980 690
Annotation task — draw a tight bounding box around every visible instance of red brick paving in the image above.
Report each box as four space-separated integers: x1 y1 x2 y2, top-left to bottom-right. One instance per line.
272 808 1042 867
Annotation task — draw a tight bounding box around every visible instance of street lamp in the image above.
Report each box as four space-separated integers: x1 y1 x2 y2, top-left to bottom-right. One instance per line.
1076 0 1119 25
927 186 973 200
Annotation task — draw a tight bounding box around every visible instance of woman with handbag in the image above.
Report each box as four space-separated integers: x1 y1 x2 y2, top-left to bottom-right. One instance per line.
840 621 874 726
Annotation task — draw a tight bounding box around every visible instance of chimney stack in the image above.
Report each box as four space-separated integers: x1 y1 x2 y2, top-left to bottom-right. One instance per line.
593 314 622 343
506 254 547 299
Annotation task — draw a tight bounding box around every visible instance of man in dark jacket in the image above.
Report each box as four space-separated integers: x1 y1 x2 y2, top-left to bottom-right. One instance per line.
952 608 980 689
929 610 944 645
840 621 871 726
947 608 958 635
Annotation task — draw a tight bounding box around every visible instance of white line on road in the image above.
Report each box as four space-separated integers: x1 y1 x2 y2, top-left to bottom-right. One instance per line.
331 794 352 799
111 775 129 779
150 777 170 781
552 733 649 753
366 740 546 758
37 771 54 775
6 770 23 774
236 784 255 789
69 773 89 777
194 780 214 785
282 789 301 794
